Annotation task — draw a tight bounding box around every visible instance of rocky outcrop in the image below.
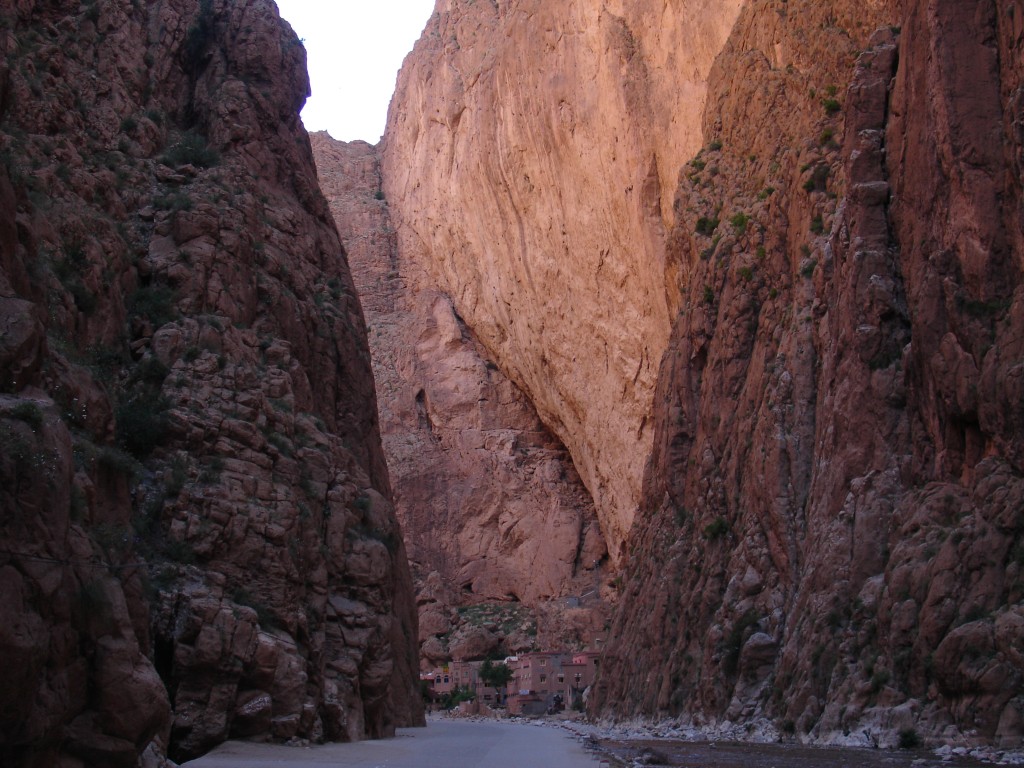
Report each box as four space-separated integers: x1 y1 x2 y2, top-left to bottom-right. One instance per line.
382 0 744 561
311 134 610 662
595 0 1024 750
0 0 420 765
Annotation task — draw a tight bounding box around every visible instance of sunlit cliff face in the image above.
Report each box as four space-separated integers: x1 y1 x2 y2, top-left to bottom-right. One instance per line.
382 0 744 563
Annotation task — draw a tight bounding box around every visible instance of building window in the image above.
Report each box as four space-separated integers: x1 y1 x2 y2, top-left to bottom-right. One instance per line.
558 674 564 684
540 659 546 666
435 676 441 684
540 674 547 683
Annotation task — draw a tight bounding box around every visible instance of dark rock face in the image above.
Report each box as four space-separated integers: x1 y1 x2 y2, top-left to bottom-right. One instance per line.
0 0 421 765
595 0 1024 749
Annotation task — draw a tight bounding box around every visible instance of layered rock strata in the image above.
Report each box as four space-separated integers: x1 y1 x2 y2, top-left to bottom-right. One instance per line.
312 134 610 663
0 0 421 765
597 0 1024 749
382 0 744 561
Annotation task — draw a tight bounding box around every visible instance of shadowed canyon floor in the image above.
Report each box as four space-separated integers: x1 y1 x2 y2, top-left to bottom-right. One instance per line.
180 719 600 768
180 718 997 768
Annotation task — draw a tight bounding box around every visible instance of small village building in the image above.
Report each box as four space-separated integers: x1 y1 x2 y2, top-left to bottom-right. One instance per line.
506 651 600 715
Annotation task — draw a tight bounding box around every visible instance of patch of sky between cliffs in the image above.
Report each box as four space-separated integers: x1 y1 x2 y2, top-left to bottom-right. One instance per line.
274 0 435 144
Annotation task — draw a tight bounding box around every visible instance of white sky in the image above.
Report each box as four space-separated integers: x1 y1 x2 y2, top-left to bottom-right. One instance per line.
274 0 437 144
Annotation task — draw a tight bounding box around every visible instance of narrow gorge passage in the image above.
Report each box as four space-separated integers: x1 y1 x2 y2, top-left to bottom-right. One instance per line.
1 1 1022 766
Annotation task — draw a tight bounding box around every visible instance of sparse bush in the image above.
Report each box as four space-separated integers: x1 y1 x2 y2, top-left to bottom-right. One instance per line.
803 164 830 193
870 667 891 693
10 402 43 430
898 728 922 749
164 456 188 497
183 0 216 72
153 192 193 212
129 283 177 327
232 587 277 628
98 445 141 476
702 516 730 540
116 392 169 458
198 455 225 484
695 216 719 236
723 609 760 674
160 130 219 169
810 215 824 235
730 211 750 233
822 98 842 115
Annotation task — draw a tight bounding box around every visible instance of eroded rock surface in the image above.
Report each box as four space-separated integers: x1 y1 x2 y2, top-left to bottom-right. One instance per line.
384 0 1024 750
312 134 610 662
382 0 744 561
596 0 1024 749
0 1 421 765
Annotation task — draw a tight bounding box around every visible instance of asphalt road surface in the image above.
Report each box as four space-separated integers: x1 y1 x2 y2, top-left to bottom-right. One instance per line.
181 719 603 768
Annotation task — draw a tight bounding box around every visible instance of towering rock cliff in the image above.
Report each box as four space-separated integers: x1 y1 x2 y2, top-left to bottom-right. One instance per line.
385 0 1024 749
383 0 744 561
597 0 1024 748
0 1 421 765
311 134 610 665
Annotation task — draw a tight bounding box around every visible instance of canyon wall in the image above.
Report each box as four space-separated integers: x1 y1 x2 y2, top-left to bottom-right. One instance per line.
385 0 1024 749
0 1 421 765
382 0 744 561
312 134 610 665
597 0 1024 748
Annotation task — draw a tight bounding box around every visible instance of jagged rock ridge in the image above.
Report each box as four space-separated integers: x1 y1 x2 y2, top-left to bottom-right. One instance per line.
0 0 421 765
311 134 611 666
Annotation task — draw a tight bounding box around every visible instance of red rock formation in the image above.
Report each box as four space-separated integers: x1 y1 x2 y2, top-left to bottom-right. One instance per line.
311 134 610 663
382 0 744 562
596 0 1024 749
384 0 1024 750
0 0 421 765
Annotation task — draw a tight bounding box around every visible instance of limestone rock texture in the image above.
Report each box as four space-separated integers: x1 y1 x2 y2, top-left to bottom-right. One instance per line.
0 1 421 766
311 133 610 663
594 0 1024 750
382 0 744 561
384 0 1024 751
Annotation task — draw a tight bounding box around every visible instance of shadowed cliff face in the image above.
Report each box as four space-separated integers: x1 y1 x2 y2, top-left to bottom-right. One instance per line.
384 0 1024 750
0 0 421 765
312 134 611 667
382 0 744 562
595 0 1024 748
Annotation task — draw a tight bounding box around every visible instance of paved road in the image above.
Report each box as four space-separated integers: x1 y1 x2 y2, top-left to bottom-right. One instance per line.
181 719 603 768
